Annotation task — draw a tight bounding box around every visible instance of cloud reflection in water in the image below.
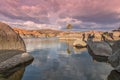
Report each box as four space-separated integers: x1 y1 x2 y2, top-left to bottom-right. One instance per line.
22 38 113 80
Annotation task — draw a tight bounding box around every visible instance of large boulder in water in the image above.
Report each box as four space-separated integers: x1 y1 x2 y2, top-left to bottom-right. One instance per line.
0 22 33 74
108 40 120 71
108 50 120 69
111 40 120 53
87 41 112 61
0 22 26 51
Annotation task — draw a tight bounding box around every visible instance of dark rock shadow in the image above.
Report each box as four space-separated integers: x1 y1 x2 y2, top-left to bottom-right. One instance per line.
107 70 120 80
87 45 108 62
0 59 33 80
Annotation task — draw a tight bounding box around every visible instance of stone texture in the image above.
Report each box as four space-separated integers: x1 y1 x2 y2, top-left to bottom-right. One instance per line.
111 40 120 53
0 52 33 74
0 50 24 63
0 22 26 51
107 70 120 80
108 40 120 69
87 41 112 57
108 49 120 68
73 39 87 48
0 22 34 74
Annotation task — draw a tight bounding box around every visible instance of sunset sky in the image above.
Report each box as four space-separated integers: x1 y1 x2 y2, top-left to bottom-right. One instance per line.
0 0 120 30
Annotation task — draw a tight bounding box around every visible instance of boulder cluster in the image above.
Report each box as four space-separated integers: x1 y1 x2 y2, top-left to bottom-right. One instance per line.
87 40 120 72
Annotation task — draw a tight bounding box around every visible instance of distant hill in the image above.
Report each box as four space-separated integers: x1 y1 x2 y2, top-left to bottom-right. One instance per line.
13 28 63 38
12 27 120 41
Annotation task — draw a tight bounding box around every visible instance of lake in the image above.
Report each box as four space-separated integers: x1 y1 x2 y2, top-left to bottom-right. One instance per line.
18 38 115 80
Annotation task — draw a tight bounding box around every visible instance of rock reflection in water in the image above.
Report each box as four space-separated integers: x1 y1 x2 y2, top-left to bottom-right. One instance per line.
0 67 25 80
0 59 33 80
87 45 108 62
88 46 120 80
22 38 113 80
107 70 120 80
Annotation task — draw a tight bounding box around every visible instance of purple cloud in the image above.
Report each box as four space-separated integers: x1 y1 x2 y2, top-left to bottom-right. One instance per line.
0 0 120 30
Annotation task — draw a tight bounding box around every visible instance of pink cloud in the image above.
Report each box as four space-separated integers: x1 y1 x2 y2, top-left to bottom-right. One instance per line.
0 0 120 30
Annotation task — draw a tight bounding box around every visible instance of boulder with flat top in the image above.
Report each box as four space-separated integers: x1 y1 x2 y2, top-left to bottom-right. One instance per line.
73 39 87 48
87 41 112 61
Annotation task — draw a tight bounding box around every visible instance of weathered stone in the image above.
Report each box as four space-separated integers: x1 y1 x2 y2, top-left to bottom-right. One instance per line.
112 32 120 38
107 40 120 72
0 50 24 63
87 41 112 56
108 49 120 68
0 53 33 74
0 22 34 74
0 22 26 51
87 41 112 62
107 70 120 80
111 40 120 53
73 39 87 48
88 46 109 62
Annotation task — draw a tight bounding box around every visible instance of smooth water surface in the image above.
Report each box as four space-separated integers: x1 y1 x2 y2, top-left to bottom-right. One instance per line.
22 38 113 80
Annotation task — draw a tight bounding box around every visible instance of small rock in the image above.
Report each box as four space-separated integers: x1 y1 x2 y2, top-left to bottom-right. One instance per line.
73 39 87 48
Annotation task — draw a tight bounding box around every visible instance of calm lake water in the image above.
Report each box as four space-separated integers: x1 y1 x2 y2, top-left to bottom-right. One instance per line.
22 38 114 80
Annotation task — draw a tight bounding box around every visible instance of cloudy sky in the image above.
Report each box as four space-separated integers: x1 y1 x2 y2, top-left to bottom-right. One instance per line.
0 0 120 30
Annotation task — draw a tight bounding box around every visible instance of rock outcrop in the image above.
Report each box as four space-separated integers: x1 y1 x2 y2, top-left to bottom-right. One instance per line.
87 40 120 72
0 22 26 51
108 40 120 71
13 28 62 38
13 27 120 42
0 52 33 74
87 41 112 62
0 22 34 75
108 49 120 68
73 39 87 48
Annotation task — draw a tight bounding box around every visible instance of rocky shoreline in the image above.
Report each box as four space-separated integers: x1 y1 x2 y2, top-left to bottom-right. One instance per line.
87 40 120 73
1 21 120 76
13 27 120 41
0 22 34 76
13 27 120 48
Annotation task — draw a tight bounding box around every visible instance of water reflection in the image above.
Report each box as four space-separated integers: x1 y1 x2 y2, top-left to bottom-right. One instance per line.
0 57 33 80
107 70 120 80
22 38 114 80
88 47 108 62
87 45 120 80
0 66 25 80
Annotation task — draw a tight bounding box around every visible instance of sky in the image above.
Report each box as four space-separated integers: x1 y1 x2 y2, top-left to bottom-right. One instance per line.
0 0 120 30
